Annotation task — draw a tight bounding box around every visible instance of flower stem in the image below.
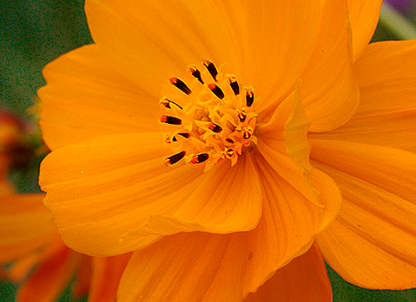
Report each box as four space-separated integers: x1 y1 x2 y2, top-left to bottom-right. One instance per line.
379 2 416 40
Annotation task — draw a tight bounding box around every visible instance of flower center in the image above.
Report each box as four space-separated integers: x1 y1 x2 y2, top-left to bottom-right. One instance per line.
160 59 258 171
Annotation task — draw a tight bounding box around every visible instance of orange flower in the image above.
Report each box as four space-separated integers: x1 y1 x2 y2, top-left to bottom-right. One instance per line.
0 193 130 302
0 110 31 194
37 0 416 300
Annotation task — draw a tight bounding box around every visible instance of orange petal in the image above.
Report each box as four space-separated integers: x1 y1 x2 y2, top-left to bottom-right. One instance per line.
117 232 251 302
85 0 322 114
311 140 416 289
347 0 382 60
245 244 332 302
354 40 416 109
0 175 14 196
257 86 319 205
244 156 341 295
71 256 92 298
40 132 262 256
85 0 243 91
16 247 80 302
39 44 159 150
314 41 416 152
89 254 131 302
7 236 65 283
0 194 57 263
216 0 322 112
301 0 360 132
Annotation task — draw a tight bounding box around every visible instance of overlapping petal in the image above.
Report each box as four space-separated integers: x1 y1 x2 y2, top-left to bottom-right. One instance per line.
245 244 332 302
312 40 416 152
0 194 57 263
311 140 416 289
245 156 341 295
40 132 262 256
256 86 318 205
347 0 383 60
219 0 323 111
38 44 159 150
301 0 360 132
85 0 323 113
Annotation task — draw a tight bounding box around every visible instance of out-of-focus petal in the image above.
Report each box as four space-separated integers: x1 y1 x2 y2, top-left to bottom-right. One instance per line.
89 254 131 302
302 0 359 132
40 133 262 256
245 244 332 302
311 140 416 289
16 247 81 302
347 0 383 60
71 256 92 298
0 194 57 263
39 44 159 150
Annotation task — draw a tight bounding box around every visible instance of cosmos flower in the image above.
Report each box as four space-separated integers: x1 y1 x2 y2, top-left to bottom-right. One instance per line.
0 110 32 194
0 193 130 302
37 0 416 301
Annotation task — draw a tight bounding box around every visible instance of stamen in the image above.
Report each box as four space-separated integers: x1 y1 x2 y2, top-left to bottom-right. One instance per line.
236 108 247 122
164 151 186 166
172 132 190 142
208 83 225 99
189 153 209 164
203 59 218 81
159 97 183 110
161 59 258 170
223 148 234 159
170 77 192 95
242 127 253 139
226 75 240 95
188 65 204 84
160 115 182 125
208 122 222 133
246 87 254 107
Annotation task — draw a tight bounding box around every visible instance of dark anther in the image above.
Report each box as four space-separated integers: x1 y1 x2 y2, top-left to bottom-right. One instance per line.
227 75 240 95
189 153 209 164
246 89 254 107
160 115 182 125
203 59 218 81
172 132 190 141
188 65 204 84
165 151 186 166
169 77 192 95
226 138 234 144
208 83 225 99
208 122 223 133
159 97 183 110
196 153 209 163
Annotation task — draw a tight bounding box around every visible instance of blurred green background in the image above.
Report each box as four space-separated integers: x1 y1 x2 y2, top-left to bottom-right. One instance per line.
1 0 416 301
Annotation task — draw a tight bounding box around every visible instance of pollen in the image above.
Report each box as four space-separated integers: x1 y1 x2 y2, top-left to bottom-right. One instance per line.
161 59 258 171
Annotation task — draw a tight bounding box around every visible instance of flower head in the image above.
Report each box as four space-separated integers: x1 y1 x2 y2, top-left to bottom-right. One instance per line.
37 0 416 300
